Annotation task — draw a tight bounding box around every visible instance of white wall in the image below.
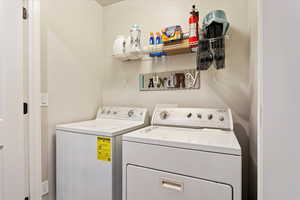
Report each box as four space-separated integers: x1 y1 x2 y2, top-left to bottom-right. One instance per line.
102 0 251 120
248 0 259 199
41 0 103 200
102 0 255 198
262 0 300 199
39 0 260 199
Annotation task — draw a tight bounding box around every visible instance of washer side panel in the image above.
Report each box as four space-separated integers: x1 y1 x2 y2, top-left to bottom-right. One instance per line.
56 130 113 200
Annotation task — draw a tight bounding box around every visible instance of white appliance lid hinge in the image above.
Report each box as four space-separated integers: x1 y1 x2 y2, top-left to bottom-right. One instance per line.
23 102 28 115
23 7 28 20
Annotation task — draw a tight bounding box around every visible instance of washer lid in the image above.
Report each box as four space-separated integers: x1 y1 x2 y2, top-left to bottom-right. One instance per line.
123 126 241 155
56 119 146 137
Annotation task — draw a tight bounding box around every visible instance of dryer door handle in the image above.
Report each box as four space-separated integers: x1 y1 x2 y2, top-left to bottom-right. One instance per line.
160 178 184 192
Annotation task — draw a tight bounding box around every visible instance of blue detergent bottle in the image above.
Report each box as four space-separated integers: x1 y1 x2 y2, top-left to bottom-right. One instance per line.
155 32 163 57
149 32 155 57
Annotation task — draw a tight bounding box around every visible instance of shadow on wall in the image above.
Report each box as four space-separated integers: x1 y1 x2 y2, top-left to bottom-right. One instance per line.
247 155 257 200
234 123 249 200
206 27 250 122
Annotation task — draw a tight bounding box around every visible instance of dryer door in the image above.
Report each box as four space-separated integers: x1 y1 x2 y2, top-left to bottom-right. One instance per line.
126 165 232 200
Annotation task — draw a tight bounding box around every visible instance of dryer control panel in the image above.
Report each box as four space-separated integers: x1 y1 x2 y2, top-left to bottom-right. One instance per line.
152 108 233 131
97 106 148 122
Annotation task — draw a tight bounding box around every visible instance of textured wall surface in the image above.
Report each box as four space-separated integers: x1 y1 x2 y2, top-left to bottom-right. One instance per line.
40 0 259 199
248 0 259 199
102 1 255 198
41 0 103 199
263 0 300 199
102 0 251 118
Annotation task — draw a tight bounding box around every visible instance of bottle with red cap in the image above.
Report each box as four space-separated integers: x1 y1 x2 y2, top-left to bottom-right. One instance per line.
189 5 199 48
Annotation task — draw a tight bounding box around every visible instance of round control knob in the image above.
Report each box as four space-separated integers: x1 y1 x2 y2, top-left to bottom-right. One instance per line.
197 114 202 119
128 110 134 117
107 110 111 114
208 114 213 120
219 116 225 121
187 113 192 118
160 111 169 120
113 111 117 115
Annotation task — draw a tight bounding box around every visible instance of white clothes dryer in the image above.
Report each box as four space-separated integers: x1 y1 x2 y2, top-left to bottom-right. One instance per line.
123 107 241 200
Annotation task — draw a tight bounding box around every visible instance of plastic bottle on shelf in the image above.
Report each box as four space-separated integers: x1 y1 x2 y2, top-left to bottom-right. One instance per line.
155 32 163 57
156 32 167 57
149 32 155 57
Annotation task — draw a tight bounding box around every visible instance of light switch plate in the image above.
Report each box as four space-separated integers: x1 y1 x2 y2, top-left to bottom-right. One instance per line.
41 93 48 107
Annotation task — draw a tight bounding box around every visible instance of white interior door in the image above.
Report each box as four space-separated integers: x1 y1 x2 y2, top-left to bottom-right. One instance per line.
23 0 30 198
0 122 4 200
0 0 26 200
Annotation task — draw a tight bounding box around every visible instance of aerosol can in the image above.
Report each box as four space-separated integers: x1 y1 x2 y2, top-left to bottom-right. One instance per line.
189 5 199 48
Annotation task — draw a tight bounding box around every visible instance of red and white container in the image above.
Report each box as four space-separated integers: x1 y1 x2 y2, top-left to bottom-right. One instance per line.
189 5 199 48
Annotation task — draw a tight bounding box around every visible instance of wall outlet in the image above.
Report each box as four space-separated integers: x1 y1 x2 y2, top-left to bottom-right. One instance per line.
41 180 49 196
41 93 48 107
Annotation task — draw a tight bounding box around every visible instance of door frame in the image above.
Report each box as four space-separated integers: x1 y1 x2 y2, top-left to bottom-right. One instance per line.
24 1 264 200
27 0 42 199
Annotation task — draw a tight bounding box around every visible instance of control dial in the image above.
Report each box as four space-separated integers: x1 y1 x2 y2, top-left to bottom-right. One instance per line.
128 110 134 117
187 113 192 118
208 114 213 120
160 111 169 120
219 116 225 121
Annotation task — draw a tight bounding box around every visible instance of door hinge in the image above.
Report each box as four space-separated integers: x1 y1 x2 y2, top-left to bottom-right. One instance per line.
23 7 28 20
23 102 28 115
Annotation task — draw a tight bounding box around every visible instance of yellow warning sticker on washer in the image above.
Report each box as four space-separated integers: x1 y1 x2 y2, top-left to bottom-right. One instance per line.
97 136 111 162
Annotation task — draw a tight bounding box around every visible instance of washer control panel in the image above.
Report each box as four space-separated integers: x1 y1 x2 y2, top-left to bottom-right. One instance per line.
97 106 148 122
152 108 233 131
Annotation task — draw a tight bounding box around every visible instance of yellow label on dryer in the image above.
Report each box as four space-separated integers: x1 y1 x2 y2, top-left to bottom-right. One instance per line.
97 136 111 162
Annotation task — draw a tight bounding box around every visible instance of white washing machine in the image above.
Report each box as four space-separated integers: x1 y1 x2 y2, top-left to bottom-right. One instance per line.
123 107 241 200
56 106 148 200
